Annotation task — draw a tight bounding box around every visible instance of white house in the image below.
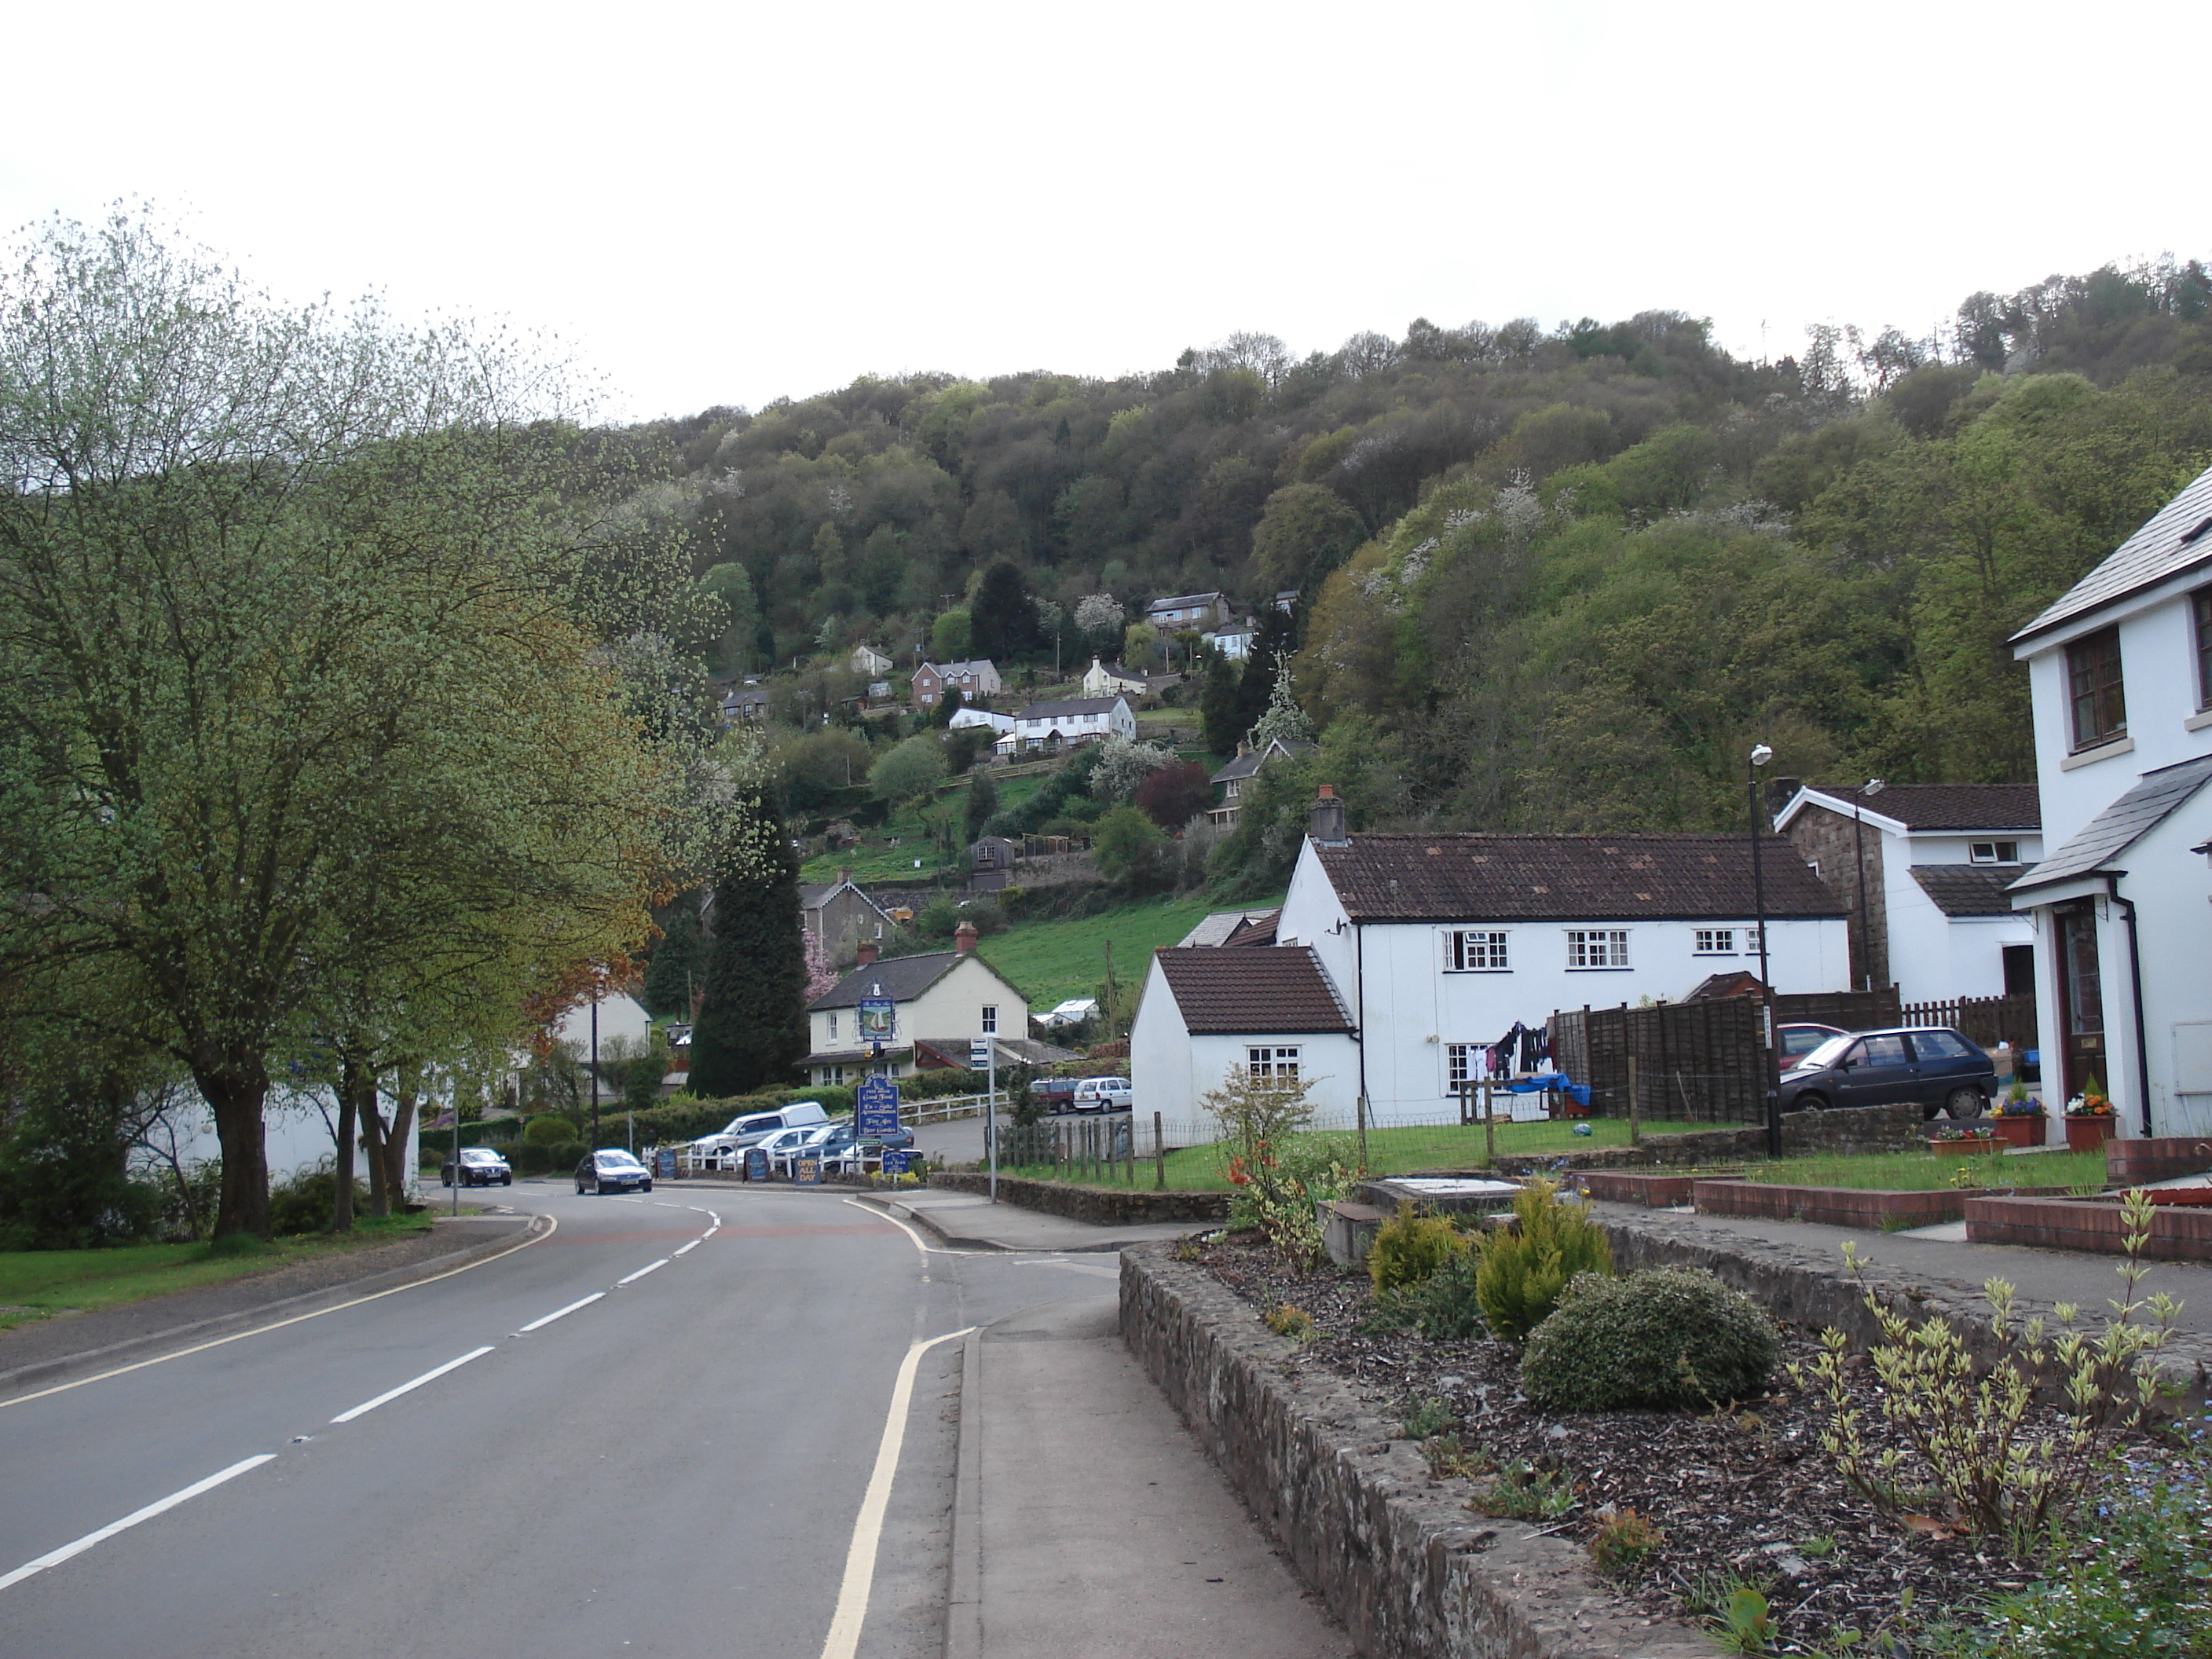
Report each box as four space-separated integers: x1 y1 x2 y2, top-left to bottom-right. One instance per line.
1081 658 1151 698
1271 790 1851 1125
1131 946 1361 1129
2007 462 2212 1137
849 643 894 677
1774 783 2042 1002
948 706 1016 736
551 990 654 1105
1007 695 1135 752
1145 591 1232 632
1203 623 1255 661
801 930 1029 1087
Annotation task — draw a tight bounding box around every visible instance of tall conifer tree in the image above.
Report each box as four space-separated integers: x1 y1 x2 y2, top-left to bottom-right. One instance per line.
689 793 809 1097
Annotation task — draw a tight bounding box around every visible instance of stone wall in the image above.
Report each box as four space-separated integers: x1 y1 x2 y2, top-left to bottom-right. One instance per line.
1783 800 1884 988
1487 1102 1921 1175
928 1171 1228 1223
1119 1247 1712 1659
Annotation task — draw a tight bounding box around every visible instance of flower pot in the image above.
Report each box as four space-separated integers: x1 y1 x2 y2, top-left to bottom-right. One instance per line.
1989 1116 2045 1150
2066 1116 2115 1153
1928 1136 2001 1155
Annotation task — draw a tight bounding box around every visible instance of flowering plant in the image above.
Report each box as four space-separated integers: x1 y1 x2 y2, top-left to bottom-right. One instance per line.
1929 1122 1995 1141
1994 1082 2045 1117
2066 1075 2115 1119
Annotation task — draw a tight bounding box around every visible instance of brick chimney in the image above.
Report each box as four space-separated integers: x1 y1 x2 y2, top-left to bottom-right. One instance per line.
856 937 880 966
954 919 979 954
837 865 853 885
1309 783 1348 846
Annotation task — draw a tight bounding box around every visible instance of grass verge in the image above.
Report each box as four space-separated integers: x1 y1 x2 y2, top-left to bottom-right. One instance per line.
1734 1148 2111 1191
0 1214 437 1331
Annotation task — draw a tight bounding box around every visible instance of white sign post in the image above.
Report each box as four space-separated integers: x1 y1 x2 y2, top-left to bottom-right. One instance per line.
971 1036 996 1203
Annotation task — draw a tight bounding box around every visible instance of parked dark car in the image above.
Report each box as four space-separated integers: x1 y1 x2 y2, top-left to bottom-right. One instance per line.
1778 1022 1848 1064
1778 1027 1997 1119
1029 1077 1080 1111
575 1148 654 1194
441 1147 512 1187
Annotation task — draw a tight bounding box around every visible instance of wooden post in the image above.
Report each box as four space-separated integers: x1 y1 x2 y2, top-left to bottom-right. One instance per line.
1628 1052 1641 1146
1154 1110 1166 1190
1356 1090 1369 1174
1483 1080 1494 1168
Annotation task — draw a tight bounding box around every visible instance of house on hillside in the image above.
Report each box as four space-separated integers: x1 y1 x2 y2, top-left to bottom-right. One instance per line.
1203 621 1255 661
850 643 894 678
1007 695 1135 752
799 870 893 968
912 659 1002 709
801 925 1029 1086
1131 947 1361 1127
1177 908 1282 947
948 706 1016 737
1145 591 1232 632
1774 783 2042 1002
1081 658 1152 699
2005 462 2212 1137
720 683 770 723
1209 737 1316 827
1264 788 1848 1125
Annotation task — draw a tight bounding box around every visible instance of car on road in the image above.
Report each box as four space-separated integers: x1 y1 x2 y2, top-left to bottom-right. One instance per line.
1072 1076 1133 1113
576 1148 654 1194
1779 1022 1848 1064
442 1147 512 1187
1778 1026 1998 1119
1029 1077 1081 1112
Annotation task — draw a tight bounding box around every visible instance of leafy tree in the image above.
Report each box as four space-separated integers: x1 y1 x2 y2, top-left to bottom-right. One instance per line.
1134 761 1211 830
775 728 876 813
642 897 708 1017
1247 657 1318 750
688 793 808 1097
931 608 972 661
870 734 950 804
1200 657 1244 754
964 768 1000 844
970 560 1044 661
1092 804 1164 884
1088 733 1177 802
1122 621 1162 668
1251 483 1368 591
697 562 761 672
932 686 965 727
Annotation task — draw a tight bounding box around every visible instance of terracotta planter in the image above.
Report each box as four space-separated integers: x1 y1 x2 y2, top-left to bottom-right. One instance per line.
1990 1116 2045 1150
2066 1116 2116 1153
1928 1136 2001 1156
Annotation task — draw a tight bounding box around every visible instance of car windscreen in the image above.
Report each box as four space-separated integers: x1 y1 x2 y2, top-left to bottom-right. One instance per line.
460 1150 503 1162
1795 1035 1853 1070
597 1151 643 1167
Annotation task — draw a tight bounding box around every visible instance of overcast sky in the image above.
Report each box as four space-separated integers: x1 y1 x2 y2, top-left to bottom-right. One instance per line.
6 0 2207 423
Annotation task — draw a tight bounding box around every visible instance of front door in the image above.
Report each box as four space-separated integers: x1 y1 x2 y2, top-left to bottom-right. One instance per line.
2056 904 2106 1106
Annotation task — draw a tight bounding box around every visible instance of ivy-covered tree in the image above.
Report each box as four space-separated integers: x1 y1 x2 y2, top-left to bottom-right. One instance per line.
970 560 1044 661
688 793 808 1097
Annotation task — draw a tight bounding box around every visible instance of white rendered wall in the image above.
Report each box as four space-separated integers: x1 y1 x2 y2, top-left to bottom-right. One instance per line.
1130 957 1361 1131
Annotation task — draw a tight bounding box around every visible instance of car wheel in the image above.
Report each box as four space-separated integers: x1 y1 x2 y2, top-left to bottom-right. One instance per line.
1794 1092 1829 1112
576 1181 586 1195
640 1180 653 1192
1944 1086 1988 1120
502 1175 511 1185
592 1177 604 1195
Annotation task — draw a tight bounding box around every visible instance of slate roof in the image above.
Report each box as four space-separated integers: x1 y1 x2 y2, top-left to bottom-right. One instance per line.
1016 697 1124 720
2012 461 2212 644
1909 863 2027 917
1154 947 1354 1035
1223 911 1280 947
1177 909 1279 947
810 950 976 1011
2009 753 2212 894
1147 591 1225 611
1212 752 1264 783
1793 783 2041 833
1313 834 1845 922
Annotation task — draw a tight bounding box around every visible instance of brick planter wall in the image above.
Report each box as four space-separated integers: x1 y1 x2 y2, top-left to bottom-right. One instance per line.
1965 1193 2212 1262
928 1171 1229 1224
1119 1246 1712 1659
1689 1179 2075 1229
2108 1137 2212 1185
1576 1170 1704 1206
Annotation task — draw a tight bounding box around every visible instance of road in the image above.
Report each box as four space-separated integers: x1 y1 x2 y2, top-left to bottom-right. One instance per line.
0 1181 1096 1659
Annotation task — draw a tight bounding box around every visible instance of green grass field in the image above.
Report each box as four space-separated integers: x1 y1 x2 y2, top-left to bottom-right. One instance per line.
1736 1148 2110 1192
975 892 1277 1007
797 771 1051 887
0 1214 435 1330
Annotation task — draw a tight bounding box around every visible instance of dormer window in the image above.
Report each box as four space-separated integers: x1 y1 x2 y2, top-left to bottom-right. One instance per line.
2065 626 2126 749
1969 841 2020 864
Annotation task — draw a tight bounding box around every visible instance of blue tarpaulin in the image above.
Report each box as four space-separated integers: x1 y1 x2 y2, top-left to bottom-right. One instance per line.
1502 1071 1593 1108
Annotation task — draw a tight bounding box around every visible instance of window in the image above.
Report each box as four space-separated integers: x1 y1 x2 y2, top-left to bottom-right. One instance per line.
1907 1030 1975 1060
1694 928 1736 955
1745 926 1763 954
1969 841 2020 864
1247 1046 1301 1079
2066 626 2126 749
2196 588 2212 711
1447 1043 1474 1087
828 1012 839 1041
981 1005 998 1034
1447 930 1510 971
823 1064 848 1086
1855 1035 1910 1068
1566 929 1630 969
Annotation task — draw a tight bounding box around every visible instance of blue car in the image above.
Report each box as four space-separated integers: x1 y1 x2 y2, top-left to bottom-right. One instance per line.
1778 1027 1998 1120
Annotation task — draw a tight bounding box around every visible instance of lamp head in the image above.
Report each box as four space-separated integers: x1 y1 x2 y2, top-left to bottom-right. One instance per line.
1750 744 1774 767
1863 778 1885 796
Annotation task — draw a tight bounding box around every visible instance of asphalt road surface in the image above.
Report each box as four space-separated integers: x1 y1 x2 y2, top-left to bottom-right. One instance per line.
0 1182 1081 1659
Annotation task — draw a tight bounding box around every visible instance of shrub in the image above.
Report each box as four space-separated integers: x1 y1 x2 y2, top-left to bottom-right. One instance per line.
0 1098 160 1250
1473 1177 1612 1342
268 1164 372 1236
1368 1208 1469 1294
1399 1250 1488 1340
524 1115 578 1145
1521 1267 1778 1411
1588 1506 1664 1574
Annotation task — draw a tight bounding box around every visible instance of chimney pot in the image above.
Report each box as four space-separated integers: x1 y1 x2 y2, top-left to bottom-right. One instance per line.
954 920 979 953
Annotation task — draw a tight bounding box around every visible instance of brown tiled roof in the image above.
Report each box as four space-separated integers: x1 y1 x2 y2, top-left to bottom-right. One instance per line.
1803 783 2040 833
1154 947 1353 1035
1313 834 1844 922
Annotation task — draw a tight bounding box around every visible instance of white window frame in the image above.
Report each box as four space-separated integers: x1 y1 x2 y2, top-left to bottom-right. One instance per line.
1566 928 1631 969
981 1005 998 1035
1446 1043 1475 1088
1694 928 1736 956
1968 840 2020 865
1247 1046 1301 1079
1445 929 1511 972
828 1012 839 1040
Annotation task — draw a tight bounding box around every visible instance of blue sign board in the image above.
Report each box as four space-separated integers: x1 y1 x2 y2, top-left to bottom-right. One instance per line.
793 1155 823 1187
857 994 896 1043
656 1148 676 1179
744 1146 770 1183
879 1148 910 1177
856 1075 902 1137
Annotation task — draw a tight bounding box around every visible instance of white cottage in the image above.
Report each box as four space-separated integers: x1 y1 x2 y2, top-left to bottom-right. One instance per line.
1273 791 1851 1124
2007 463 2212 1137
1130 946 1361 1128
801 932 1029 1086
1774 783 2042 1002
1007 695 1135 752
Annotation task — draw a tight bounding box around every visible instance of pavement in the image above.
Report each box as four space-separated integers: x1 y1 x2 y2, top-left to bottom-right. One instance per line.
0 1177 1342 1659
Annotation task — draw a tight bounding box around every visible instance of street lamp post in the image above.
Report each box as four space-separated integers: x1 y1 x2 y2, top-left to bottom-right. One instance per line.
1749 744 1781 1157
1850 778 1886 993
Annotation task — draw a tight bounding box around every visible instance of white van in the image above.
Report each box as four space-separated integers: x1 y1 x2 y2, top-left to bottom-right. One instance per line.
691 1101 830 1162
1072 1076 1133 1113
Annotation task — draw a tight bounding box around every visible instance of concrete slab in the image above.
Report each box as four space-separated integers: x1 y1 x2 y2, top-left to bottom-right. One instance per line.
962 1295 1352 1659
